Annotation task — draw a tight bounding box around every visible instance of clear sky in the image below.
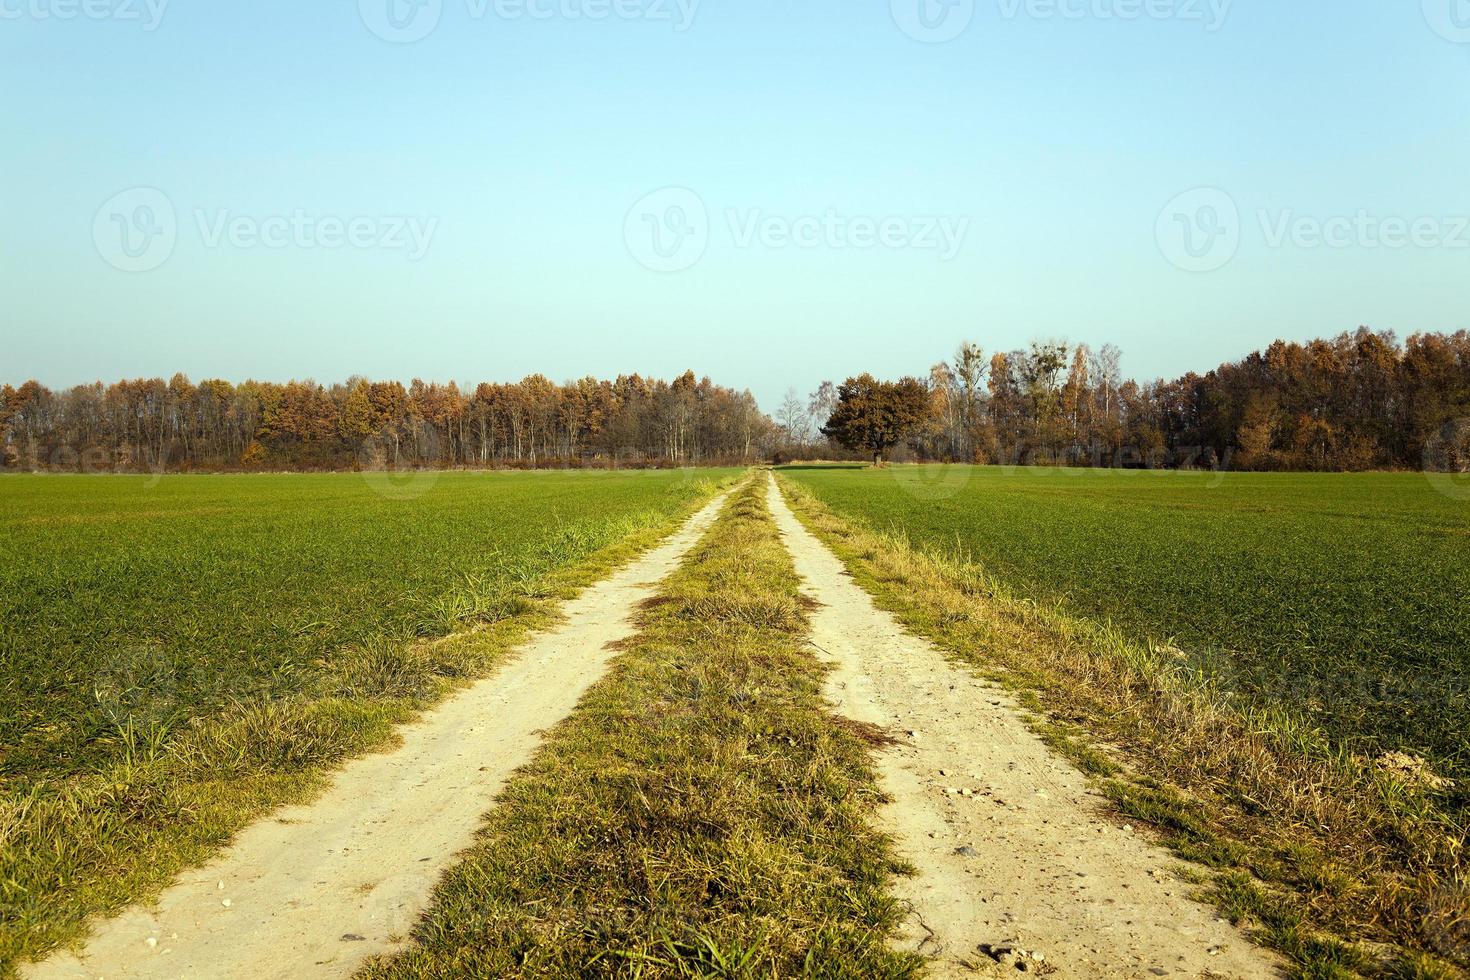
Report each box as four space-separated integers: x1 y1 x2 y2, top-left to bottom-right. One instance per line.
3 0 1468 413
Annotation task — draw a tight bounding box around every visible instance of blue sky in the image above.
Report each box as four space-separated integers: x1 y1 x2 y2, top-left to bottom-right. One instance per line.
2 0 1468 412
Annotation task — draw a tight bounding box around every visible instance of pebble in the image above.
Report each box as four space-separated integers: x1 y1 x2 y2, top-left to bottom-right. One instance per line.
144 937 157 949
221 899 232 908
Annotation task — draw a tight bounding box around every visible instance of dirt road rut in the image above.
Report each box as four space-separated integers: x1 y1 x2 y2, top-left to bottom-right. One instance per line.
767 476 1277 979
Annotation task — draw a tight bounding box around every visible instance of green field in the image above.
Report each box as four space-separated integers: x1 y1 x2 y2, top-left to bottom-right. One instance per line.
0 469 733 967
0 470 731 783
781 465 1470 785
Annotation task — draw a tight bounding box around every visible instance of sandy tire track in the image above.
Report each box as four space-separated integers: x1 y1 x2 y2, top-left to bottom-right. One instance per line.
26 488 734 980
766 476 1278 979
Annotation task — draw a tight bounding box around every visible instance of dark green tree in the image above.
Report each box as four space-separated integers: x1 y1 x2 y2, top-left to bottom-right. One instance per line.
820 374 932 465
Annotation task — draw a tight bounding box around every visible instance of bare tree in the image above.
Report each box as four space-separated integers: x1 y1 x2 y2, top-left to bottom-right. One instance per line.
777 387 811 446
808 382 838 442
952 342 989 460
1090 343 1122 420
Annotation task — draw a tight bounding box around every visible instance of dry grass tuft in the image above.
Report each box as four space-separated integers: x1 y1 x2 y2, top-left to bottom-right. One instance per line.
832 717 907 749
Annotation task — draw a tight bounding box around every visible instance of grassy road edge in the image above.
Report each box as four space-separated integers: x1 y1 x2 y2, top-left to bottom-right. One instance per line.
775 474 1467 980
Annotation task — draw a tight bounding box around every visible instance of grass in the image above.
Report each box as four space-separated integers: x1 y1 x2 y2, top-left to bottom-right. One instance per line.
359 478 919 978
0 469 739 974
779 465 1470 792
776 473 1468 979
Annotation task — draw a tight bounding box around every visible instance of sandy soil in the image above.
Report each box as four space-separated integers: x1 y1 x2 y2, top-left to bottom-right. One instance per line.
27 489 732 980
766 477 1279 979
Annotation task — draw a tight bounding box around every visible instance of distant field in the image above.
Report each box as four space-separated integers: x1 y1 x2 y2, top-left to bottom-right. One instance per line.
782 465 1470 781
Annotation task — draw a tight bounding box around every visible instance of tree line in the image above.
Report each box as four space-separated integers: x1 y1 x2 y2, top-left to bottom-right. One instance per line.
786 328 1470 472
7 328 1469 474
0 372 776 472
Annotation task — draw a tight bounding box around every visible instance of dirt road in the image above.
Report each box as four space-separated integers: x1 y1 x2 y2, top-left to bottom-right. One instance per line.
766 476 1277 979
27 490 732 980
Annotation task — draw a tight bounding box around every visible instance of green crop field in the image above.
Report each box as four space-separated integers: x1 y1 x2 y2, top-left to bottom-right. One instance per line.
0 470 732 782
781 465 1470 786
0 468 734 967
